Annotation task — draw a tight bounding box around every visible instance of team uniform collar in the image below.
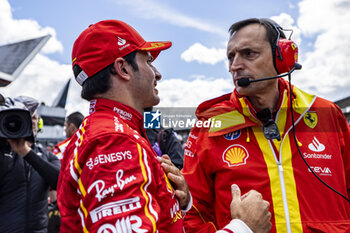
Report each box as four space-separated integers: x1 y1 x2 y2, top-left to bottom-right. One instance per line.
233 79 289 120
207 79 313 136
89 98 145 134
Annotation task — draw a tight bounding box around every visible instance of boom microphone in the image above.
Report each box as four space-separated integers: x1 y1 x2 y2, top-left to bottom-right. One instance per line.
237 63 302 87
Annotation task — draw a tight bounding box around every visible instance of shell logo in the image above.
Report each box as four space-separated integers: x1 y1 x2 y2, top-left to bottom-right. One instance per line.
222 145 249 167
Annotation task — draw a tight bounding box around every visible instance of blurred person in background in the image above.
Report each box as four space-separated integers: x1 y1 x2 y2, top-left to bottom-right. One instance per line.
53 111 84 160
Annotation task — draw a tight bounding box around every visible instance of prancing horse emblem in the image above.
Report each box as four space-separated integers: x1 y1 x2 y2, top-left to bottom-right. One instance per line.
303 112 318 128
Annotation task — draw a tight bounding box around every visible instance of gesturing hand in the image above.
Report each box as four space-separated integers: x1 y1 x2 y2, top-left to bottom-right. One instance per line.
230 184 272 233
156 154 191 210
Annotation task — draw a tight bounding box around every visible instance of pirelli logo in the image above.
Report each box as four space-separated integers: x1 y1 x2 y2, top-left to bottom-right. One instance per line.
90 197 141 223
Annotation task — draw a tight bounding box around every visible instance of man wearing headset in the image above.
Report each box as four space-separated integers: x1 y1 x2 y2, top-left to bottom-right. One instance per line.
182 18 350 233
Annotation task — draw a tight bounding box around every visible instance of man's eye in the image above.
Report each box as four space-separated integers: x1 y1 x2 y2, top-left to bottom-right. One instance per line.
246 50 255 56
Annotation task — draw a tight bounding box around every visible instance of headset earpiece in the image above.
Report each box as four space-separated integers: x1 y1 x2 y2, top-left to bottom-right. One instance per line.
261 18 299 74
275 38 298 74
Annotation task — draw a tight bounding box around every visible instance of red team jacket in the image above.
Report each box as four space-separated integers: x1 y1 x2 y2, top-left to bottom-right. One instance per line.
53 137 71 160
182 79 350 233
57 98 183 233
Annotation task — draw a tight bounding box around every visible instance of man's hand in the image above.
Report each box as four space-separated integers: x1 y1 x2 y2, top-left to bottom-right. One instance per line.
231 184 271 233
156 154 191 209
7 138 31 157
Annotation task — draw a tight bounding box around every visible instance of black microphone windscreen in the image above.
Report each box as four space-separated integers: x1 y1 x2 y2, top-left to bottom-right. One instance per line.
256 108 271 123
294 63 302 70
237 78 250 87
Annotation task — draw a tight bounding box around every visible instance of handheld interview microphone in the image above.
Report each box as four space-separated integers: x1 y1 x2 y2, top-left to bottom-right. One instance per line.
237 63 302 87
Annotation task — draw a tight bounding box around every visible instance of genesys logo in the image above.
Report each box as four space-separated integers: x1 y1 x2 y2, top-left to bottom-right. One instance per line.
96 215 145 233
86 151 132 170
308 166 332 176
308 137 325 152
90 198 141 224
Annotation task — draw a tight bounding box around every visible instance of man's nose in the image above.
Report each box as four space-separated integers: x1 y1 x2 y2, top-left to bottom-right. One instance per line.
154 67 162 81
229 55 244 73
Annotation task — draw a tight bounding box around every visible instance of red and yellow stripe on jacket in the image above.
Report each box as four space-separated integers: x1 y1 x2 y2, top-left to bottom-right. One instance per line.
53 137 71 160
57 98 183 233
182 79 350 233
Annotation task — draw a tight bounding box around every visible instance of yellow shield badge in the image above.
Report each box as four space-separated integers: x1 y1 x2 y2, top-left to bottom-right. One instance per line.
222 145 249 167
303 112 318 128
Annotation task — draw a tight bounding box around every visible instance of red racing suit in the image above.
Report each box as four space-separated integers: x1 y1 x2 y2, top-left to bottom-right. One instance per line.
53 137 71 160
182 79 350 233
57 98 184 233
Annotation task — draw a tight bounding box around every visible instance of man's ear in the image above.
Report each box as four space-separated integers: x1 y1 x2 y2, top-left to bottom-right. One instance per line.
69 123 78 135
113 57 131 81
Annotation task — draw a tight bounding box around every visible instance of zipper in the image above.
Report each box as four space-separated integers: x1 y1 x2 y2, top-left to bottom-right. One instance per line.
247 98 293 231
277 163 292 233
268 140 292 233
275 95 316 233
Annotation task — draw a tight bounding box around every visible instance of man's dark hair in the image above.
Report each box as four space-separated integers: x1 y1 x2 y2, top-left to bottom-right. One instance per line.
66 111 84 128
229 18 286 70
74 51 138 101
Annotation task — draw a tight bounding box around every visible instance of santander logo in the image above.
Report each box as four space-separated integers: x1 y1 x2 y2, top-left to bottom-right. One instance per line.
308 137 325 152
117 37 126 46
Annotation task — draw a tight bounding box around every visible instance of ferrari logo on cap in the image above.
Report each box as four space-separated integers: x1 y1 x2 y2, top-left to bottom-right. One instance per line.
222 145 249 167
303 111 318 128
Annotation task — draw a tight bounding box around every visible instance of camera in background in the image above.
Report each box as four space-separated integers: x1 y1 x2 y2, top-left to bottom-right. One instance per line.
0 94 33 152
